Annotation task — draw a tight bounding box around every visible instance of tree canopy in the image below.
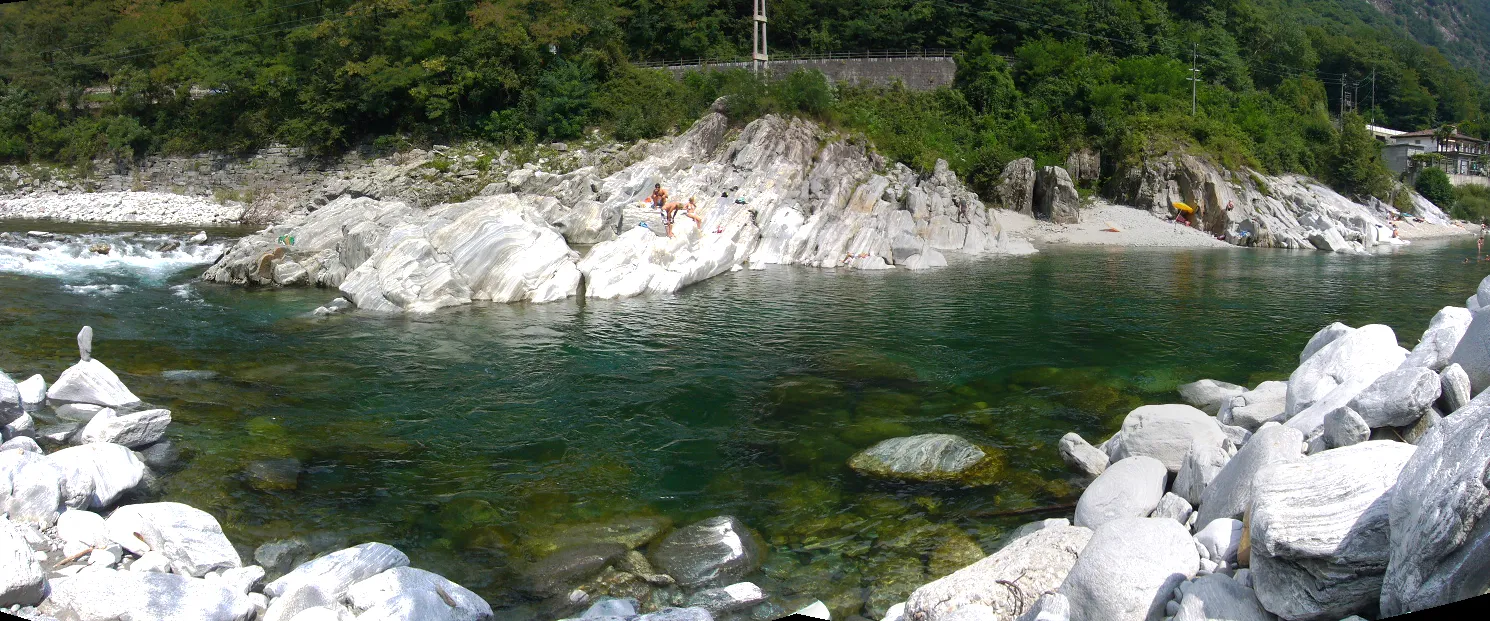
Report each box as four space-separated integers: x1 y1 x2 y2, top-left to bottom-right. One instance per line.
2 0 1487 201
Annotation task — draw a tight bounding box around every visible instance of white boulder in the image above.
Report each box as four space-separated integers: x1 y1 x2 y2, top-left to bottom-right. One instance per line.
78 407 171 448
0 519 45 606
1440 363 1471 414
1058 432 1108 479
1195 423 1304 528
1171 574 1273 621
0 449 65 526
1219 381 1288 431
16 375 45 408
905 525 1091 620
264 542 410 621
1172 436 1230 505
1284 324 1407 442
41 568 255 621
1177 379 1245 415
1401 306 1472 371
1249 441 1415 621
1059 517 1199 621
345 566 494 621
46 359 141 408
1345 366 1440 428
56 508 109 548
1108 404 1226 472
48 443 147 509
106 502 242 577
1074 456 1168 529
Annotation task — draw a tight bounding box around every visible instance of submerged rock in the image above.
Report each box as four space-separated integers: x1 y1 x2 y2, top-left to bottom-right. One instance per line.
905 525 1091 620
1249 441 1415 621
1380 393 1490 616
246 457 302 491
847 433 1002 485
524 543 626 596
651 516 763 588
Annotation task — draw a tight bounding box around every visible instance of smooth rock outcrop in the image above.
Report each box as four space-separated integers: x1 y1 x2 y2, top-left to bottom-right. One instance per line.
848 433 999 484
264 543 410 621
1380 393 1490 616
1284 324 1407 442
77 407 171 448
1195 423 1304 528
0 449 64 526
1178 379 1246 415
1401 306 1472 371
906 525 1092 620
46 359 141 408
651 516 762 588
344 566 493 621
1058 433 1108 479
1074 456 1168 529
106 502 242 577
1059 517 1199 621
1219 381 1288 431
995 158 1036 215
1034 166 1080 224
1299 323 1352 364
1445 307 1490 393
47 442 147 509
1345 367 1439 428
0 519 45 606
1248 441 1415 621
1108 404 1226 472
41 568 255 621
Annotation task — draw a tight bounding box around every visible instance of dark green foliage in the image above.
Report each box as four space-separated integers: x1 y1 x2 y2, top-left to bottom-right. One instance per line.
1417 167 1456 208
1452 184 1490 222
0 0 1487 203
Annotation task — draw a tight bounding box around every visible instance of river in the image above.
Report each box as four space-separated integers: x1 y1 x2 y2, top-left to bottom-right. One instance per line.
0 222 1483 617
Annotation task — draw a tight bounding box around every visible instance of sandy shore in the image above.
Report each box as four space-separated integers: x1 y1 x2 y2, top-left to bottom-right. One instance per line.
1000 202 1233 249
0 192 243 227
1394 218 1476 241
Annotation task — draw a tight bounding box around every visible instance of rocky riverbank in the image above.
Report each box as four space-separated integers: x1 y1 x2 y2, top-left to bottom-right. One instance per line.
0 192 244 227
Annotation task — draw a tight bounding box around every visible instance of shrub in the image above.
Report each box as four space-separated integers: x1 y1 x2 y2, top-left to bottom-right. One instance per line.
1416 167 1456 208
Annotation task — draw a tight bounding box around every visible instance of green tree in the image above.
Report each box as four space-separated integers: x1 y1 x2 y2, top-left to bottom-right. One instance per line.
1415 167 1456 208
1331 113 1391 199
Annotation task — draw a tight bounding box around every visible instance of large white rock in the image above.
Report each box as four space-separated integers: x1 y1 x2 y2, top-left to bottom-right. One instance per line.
1298 323 1353 364
0 519 45 606
1074 456 1168 529
1401 306 1473 371
1440 363 1472 414
345 566 493 621
1172 436 1230 506
1284 324 1407 442
56 508 109 548
1171 574 1273 621
1249 441 1415 621
1193 519 1244 566
0 449 64 526
1059 517 1199 621
1345 366 1439 428
41 568 255 621
1380 392 1490 616
16 375 45 408
1219 381 1288 431
1195 423 1304 528
0 372 20 423
1108 404 1226 472
46 359 141 408
1444 303 1490 393
1058 432 1108 478
264 542 410 621
78 407 171 448
1177 379 1245 415
48 443 147 509
107 502 242 577
905 525 1092 620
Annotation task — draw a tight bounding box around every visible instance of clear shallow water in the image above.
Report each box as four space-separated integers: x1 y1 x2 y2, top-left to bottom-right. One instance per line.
1 223 1485 617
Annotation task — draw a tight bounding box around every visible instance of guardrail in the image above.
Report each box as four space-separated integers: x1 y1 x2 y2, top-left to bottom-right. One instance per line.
633 49 958 69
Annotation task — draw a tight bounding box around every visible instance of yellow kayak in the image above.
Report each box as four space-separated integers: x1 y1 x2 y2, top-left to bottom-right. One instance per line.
1172 201 1195 214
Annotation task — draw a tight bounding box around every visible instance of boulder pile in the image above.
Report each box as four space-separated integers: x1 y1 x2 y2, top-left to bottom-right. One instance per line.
0 327 496 621
874 278 1490 621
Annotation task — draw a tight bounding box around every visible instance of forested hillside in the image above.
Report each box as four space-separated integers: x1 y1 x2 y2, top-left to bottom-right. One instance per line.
2 0 1488 202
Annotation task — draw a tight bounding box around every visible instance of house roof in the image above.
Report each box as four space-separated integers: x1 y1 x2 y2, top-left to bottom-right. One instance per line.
1395 129 1486 142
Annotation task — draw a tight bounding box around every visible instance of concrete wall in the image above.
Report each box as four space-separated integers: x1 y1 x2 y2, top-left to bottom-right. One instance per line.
662 57 956 91
1450 173 1490 188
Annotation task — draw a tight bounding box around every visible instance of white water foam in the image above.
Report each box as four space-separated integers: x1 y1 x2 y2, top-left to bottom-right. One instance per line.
0 230 227 284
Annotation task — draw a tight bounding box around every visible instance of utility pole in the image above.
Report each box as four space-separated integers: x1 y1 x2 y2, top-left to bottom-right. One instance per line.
1370 68 1376 128
1339 73 1347 130
752 0 768 74
1189 43 1200 116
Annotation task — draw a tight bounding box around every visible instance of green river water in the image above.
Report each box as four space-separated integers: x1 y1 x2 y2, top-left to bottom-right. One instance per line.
0 222 1484 618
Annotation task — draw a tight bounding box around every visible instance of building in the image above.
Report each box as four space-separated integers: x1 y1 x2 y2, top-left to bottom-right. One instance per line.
1379 127 1488 183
